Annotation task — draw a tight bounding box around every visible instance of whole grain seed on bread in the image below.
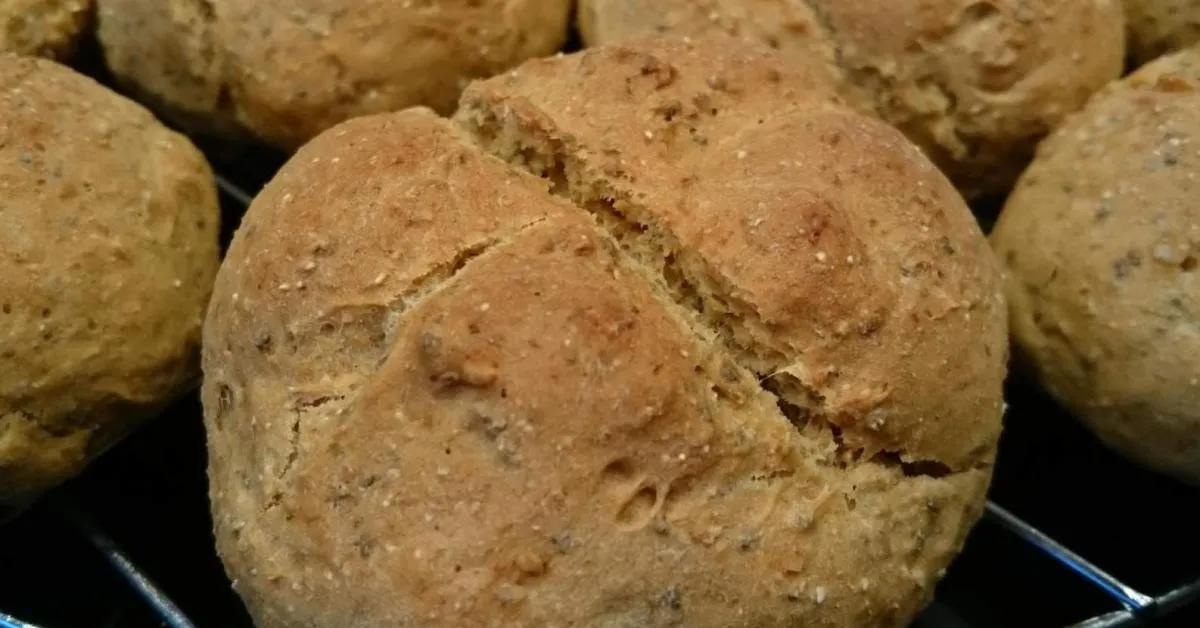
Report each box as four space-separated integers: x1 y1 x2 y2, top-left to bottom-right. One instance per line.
0 54 220 504
578 0 844 91
203 38 1007 627
579 0 1126 199
0 0 91 58
993 48 1200 485
94 0 572 150
1123 0 1200 65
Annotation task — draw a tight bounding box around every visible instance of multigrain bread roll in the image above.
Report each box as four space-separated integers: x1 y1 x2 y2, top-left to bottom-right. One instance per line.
0 54 219 504
1124 0 1200 65
578 0 844 86
578 0 1126 199
992 49 1200 485
94 0 572 150
204 38 1007 627
0 0 91 58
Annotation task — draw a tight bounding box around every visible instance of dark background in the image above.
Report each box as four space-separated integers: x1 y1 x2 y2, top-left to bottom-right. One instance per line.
1 26 1198 628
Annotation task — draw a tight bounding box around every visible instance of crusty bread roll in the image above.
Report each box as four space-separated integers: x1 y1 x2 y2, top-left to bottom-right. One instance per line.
578 0 843 85
94 0 572 150
0 54 219 504
1124 0 1200 65
578 0 1125 199
203 38 1006 627
0 0 91 58
992 49 1200 485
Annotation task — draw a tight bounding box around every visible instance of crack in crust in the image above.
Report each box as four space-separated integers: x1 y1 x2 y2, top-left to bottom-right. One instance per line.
456 105 962 480
379 216 550 350
387 217 549 319
261 215 554 504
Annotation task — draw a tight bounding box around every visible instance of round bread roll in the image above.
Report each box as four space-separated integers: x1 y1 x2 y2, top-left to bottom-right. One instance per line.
578 0 1126 199
203 38 1006 627
94 0 572 150
577 0 843 84
1124 0 1200 65
992 49 1200 484
0 54 219 503
0 0 91 58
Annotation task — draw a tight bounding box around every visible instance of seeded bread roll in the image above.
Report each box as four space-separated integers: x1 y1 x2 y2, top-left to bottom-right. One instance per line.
578 0 1125 199
1124 0 1200 65
203 38 1006 627
992 49 1200 485
578 0 843 87
0 0 91 58
0 54 220 504
94 0 571 150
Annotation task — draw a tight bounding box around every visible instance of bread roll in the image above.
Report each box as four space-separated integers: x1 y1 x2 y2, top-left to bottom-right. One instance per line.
95 0 572 150
992 49 1200 485
578 0 843 84
1124 0 1200 65
0 0 91 58
578 0 1125 199
203 38 1006 627
0 54 219 503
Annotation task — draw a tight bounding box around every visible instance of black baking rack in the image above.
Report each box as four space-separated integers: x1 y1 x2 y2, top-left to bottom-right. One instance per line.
1 168 1197 628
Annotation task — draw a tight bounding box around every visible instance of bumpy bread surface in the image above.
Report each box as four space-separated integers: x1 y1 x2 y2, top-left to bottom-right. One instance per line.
578 0 844 90
0 54 219 503
1124 0 1200 65
0 0 91 58
578 0 1125 199
204 39 1006 627
992 49 1200 485
94 0 571 150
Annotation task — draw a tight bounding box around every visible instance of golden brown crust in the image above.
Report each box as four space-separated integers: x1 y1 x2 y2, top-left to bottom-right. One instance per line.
809 0 1126 199
578 0 844 90
0 0 91 59
0 54 220 503
95 0 571 149
204 39 1005 628
993 49 1200 485
1124 0 1200 65
458 37 1007 471
578 0 1125 199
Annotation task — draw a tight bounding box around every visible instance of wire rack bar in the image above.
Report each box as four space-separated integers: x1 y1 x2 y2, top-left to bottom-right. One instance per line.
52 498 196 628
0 612 38 628
985 502 1155 612
1071 579 1200 628
215 173 255 208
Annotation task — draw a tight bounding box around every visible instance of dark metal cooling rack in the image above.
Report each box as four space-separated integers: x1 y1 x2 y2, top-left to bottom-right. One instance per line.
1 170 1197 628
